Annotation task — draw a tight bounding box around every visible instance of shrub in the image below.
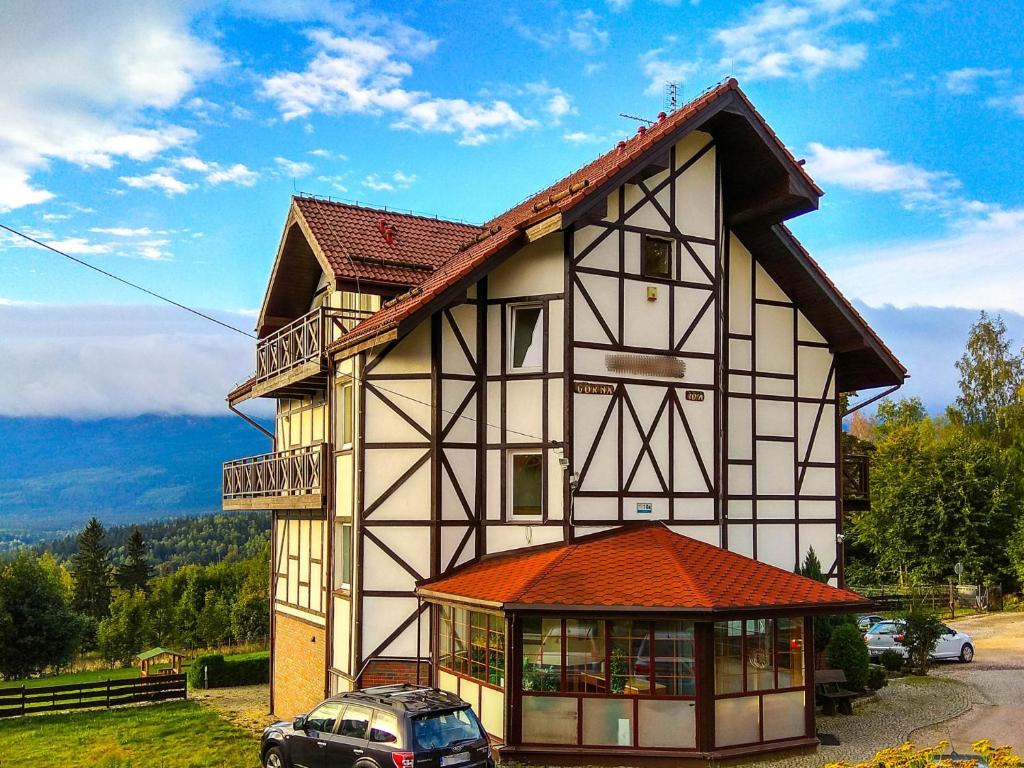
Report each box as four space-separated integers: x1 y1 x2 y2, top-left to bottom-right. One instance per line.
187 652 269 689
899 603 945 676
866 665 887 690
879 649 905 672
825 623 870 690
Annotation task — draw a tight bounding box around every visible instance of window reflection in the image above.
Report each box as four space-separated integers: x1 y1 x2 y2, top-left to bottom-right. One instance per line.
522 616 563 692
714 621 744 694
566 619 605 692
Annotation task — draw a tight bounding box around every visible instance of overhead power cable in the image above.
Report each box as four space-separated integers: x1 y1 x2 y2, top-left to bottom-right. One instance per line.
0 222 256 339
1 220 549 442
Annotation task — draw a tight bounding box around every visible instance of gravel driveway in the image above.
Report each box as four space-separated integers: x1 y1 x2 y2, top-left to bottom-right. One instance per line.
911 611 1024 753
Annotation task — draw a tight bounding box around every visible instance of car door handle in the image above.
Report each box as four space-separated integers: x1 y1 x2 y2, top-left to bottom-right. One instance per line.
317 741 327 748
353 749 364 754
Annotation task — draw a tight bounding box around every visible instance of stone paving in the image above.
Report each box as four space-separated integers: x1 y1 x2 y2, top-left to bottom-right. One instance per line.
766 676 973 768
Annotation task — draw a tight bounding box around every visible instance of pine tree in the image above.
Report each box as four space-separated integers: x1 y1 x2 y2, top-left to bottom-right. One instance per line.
117 526 153 593
799 547 826 583
71 517 113 620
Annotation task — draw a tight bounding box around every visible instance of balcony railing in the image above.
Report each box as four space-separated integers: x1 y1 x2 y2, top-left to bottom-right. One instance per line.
842 454 870 510
222 444 325 510
253 306 372 394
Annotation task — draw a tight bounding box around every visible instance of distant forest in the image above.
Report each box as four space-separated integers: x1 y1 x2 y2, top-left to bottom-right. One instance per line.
33 512 269 573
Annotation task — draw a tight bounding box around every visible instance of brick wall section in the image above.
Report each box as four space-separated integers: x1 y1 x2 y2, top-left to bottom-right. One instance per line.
272 612 326 719
361 659 431 687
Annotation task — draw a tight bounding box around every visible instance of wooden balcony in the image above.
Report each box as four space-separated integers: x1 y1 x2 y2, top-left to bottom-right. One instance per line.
222 444 325 510
842 454 870 511
240 306 371 403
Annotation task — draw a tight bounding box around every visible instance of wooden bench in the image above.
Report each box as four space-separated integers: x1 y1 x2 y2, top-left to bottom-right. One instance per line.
815 669 857 715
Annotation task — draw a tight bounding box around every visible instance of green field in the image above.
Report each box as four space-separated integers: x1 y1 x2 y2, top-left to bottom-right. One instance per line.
0 651 269 692
0 700 260 768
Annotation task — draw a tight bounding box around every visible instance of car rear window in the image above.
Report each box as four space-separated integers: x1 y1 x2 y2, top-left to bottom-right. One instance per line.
412 708 485 751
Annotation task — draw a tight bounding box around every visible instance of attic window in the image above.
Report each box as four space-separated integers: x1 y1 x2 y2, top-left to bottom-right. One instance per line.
510 304 543 371
642 236 672 279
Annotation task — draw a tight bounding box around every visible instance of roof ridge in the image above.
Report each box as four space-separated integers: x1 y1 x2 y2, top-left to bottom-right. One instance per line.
512 542 577 603
293 194 483 230
653 524 715 610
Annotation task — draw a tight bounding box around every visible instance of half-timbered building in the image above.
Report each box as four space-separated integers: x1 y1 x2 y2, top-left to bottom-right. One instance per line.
224 78 905 761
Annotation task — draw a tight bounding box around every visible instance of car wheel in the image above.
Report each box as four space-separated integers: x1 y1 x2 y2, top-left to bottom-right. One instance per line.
959 643 974 663
264 746 286 768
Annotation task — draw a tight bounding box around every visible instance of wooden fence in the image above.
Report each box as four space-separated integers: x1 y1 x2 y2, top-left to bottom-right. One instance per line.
0 674 186 719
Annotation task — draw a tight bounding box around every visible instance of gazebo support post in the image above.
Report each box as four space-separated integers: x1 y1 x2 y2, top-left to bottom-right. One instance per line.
694 621 716 753
804 616 816 739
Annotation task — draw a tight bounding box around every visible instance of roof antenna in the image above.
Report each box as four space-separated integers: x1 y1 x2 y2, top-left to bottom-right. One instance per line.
619 112 654 126
664 82 679 113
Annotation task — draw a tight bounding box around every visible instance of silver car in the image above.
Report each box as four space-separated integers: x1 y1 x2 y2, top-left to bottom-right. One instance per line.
863 620 974 662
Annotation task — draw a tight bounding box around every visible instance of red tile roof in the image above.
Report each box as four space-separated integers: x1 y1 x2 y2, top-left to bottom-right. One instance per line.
293 196 484 288
313 78 902 388
325 78 753 351
417 523 871 613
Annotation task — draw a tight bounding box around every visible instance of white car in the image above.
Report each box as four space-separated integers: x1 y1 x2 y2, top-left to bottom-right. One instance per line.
863 620 974 663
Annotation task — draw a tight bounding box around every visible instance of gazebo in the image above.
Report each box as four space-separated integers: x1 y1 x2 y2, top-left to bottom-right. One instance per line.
136 647 185 677
416 523 873 761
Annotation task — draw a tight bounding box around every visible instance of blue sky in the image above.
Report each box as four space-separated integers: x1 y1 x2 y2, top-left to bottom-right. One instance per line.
1 0 1023 417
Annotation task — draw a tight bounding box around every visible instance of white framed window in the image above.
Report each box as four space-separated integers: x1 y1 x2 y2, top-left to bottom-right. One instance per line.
509 303 544 371
341 381 353 448
336 521 353 589
508 450 544 520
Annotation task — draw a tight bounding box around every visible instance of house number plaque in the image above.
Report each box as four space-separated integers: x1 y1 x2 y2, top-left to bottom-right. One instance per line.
574 381 615 396
685 390 705 402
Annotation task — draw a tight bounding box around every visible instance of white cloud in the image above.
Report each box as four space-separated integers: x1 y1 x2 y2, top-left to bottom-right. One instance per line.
262 28 537 146
362 170 416 192
275 156 314 177
0 303 261 417
804 142 958 201
391 171 416 188
205 163 259 187
41 213 72 222
120 171 195 196
563 131 607 144
824 213 1024 311
43 237 112 255
363 174 394 192
713 0 874 80
0 1 221 211
803 140 1024 312
309 148 347 160
567 10 610 54
943 67 1010 95
606 0 632 10
90 226 155 237
986 91 1024 117
640 49 699 96
176 156 211 172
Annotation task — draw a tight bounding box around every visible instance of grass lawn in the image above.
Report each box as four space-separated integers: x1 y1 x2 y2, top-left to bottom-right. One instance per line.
0 651 269 691
0 700 261 768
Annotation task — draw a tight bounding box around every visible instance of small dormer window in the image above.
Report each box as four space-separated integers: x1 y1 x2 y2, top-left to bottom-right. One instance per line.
510 304 544 371
642 236 672 279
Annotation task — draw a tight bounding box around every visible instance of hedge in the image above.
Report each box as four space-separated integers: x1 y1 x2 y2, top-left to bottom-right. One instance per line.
188 652 270 689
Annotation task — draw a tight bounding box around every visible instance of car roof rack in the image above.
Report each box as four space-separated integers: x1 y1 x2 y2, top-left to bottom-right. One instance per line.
337 684 467 713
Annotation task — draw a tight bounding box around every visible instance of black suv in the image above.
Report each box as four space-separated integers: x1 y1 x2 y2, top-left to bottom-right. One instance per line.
260 684 493 768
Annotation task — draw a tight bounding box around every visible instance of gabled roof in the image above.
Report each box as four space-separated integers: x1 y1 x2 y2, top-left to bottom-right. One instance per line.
254 197 482 336
416 522 871 614
314 78 903 390
293 196 484 288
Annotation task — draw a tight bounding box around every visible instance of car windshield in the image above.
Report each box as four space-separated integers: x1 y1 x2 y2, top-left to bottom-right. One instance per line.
412 708 485 751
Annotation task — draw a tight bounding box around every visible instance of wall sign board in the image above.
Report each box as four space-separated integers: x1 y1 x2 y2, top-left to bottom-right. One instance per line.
685 390 705 402
574 381 616 396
